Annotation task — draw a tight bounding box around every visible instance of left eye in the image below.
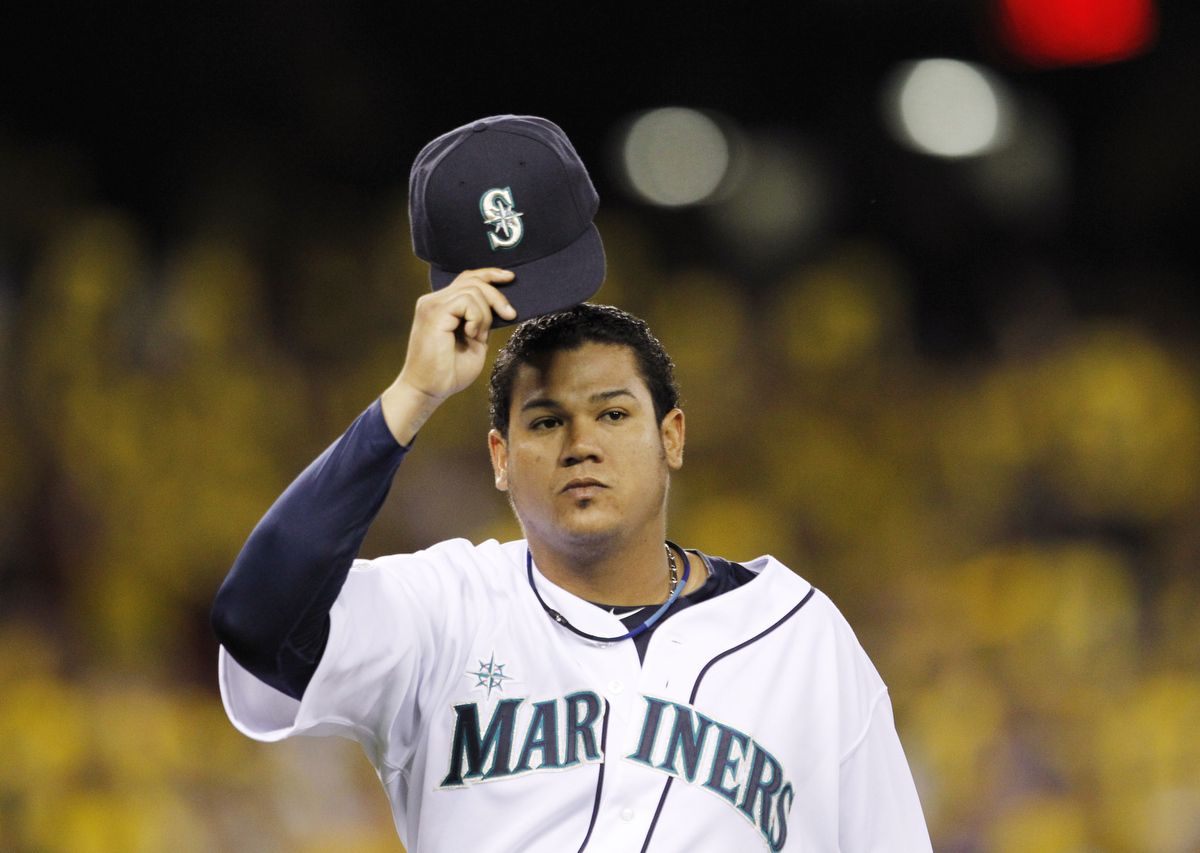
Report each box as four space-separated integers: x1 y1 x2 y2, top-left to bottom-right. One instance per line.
601 410 626 421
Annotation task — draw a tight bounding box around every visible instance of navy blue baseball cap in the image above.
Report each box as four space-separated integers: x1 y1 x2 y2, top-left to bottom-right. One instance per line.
409 115 606 327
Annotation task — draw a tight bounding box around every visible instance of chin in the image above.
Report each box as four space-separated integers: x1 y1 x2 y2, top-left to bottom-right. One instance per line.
524 509 625 553
557 513 624 546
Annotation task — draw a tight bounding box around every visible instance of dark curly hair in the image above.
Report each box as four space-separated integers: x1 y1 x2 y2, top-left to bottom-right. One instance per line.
489 304 680 438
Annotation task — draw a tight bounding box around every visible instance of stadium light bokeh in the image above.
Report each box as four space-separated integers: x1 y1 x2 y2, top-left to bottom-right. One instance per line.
995 0 1158 67
884 59 1014 159
704 135 829 269
969 97 1070 229
619 107 731 207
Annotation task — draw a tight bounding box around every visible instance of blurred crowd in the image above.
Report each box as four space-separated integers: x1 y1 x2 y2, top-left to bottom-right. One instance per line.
2 143 1200 853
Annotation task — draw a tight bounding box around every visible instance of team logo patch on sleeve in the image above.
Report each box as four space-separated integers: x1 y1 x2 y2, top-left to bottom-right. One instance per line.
479 187 524 250
626 696 795 852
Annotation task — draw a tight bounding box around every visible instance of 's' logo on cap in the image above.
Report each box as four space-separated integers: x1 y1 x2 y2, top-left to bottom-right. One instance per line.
480 187 524 250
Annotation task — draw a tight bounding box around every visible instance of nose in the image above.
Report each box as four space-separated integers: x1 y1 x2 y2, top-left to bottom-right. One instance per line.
560 419 603 467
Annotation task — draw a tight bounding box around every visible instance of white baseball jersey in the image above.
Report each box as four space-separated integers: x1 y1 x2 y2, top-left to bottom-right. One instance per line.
219 538 931 853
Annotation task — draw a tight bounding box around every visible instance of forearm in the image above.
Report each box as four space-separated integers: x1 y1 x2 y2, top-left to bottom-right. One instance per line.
211 398 410 699
212 270 513 699
380 376 445 447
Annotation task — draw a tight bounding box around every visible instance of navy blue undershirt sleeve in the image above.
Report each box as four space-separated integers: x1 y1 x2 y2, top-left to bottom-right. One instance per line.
211 398 410 700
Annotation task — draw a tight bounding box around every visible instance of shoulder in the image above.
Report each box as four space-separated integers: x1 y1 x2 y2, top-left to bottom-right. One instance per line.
711 552 817 608
717 553 882 668
750 556 891 721
356 536 525 570
349 536 525 573
341 537 530 603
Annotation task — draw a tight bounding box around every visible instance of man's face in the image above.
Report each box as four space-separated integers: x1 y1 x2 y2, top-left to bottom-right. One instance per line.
488 342 684 554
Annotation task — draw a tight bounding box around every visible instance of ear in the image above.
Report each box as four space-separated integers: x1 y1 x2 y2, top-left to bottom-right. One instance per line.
488 429 510 491
660 408 685 470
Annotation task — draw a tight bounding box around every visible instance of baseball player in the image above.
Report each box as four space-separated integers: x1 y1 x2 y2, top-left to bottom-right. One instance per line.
212 117 932 852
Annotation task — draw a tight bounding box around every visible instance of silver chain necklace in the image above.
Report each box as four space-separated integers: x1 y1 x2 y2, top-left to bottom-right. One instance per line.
526 541 691 643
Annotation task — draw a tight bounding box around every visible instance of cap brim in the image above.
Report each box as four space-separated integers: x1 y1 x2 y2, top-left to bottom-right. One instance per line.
429 224 605 328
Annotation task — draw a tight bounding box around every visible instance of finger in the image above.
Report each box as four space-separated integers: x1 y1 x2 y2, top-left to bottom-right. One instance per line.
448 282 510 334
428 289 481 338
477 281 518 322
454 278 516 322
437 271 516 326
448 267 514 292
461 267 515 285
455 270 518 320
457 288 495 341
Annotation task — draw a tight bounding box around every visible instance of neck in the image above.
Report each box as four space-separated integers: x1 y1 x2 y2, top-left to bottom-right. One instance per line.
527 526 672 606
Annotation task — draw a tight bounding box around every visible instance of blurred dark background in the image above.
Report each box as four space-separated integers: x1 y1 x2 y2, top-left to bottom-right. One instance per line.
2 2 1200 852
4 1 1200 318
3 2 1199 350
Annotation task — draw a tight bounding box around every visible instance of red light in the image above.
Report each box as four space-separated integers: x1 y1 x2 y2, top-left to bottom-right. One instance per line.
996 0 1158 67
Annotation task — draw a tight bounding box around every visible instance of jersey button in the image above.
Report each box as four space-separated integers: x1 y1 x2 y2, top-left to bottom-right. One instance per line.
608 680 624 694
620 808 635 822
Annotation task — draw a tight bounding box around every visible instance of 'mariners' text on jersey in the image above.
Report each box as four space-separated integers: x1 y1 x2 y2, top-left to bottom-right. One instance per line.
439 691 793 852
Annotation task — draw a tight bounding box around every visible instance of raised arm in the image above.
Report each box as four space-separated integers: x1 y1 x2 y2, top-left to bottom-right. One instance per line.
210 269 516 699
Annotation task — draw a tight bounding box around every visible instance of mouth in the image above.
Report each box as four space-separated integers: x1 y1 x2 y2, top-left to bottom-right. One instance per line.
561 478 608 499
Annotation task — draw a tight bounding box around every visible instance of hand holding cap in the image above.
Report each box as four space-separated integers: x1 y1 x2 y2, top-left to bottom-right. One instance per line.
408 115 606 328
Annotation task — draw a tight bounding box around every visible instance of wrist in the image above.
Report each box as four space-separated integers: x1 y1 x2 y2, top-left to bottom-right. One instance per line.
381 378 445 447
